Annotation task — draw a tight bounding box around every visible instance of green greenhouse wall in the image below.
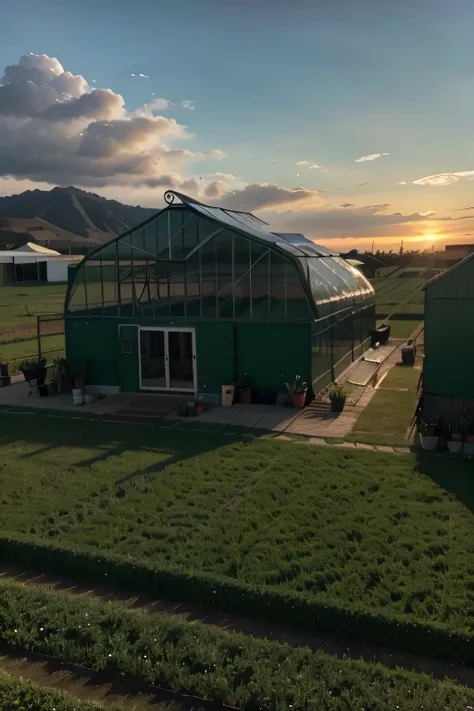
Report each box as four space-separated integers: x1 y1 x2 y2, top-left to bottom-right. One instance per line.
423 264 474 398
65 317 311 395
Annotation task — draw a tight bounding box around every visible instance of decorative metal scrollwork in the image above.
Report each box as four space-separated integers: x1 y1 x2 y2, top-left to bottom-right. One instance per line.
164 191 175 205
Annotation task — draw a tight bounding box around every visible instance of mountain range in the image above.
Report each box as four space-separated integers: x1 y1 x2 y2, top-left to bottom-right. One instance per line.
0 186 157 240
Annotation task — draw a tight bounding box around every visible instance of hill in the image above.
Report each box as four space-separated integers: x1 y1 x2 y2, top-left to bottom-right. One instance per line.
0 186 157 240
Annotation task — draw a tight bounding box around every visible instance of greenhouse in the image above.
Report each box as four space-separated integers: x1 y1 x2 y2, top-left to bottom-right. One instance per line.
65 191 375 398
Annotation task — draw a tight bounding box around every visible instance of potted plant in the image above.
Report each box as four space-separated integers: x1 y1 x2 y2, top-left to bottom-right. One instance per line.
328 382 346 412
0 360 10 387
72 360 86 389
237 373 252 405
285 375 308 409
446 422 463 453
465 422 474 456
20 357 48 396
418 419 439 451
54 358 69 393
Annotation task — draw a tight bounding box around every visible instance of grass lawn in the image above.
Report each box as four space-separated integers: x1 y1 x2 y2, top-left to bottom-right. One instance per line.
347 359 422 447
0 284 66 368
378 318 421 339
1 412 474 638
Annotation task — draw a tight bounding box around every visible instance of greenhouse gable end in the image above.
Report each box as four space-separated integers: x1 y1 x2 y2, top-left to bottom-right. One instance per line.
65 191 375 397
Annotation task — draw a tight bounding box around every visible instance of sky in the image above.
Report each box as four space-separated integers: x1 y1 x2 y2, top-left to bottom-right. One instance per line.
1 0 474 251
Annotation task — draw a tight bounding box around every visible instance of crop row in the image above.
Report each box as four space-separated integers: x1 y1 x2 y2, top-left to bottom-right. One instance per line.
0 670 121 711
1 535 474 668
0 578 473 711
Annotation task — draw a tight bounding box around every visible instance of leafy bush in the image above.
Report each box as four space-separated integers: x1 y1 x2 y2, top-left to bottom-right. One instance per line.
0 579 473 711
0 670 121 710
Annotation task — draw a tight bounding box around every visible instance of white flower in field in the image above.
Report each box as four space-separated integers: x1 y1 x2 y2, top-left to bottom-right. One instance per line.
109 654 112 657
40 627 43 631
14 629 17 633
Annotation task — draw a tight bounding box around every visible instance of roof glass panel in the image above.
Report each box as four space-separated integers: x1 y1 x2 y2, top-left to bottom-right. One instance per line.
273 233 338 257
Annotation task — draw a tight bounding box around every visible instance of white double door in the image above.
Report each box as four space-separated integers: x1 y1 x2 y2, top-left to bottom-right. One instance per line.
139 327 196 392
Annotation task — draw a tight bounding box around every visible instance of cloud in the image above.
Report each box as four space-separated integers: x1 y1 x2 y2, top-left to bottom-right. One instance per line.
0 53 224 188
413 170 474 186
269 204 436 239
131 73 149 79
341 203 354 208
358 182 370 186
453 206 474 212
220 184 321 212
296 160 323 169
354 152 389 163
420 211 435 217
396 181 407 185
134 97 172 116
181 100 195 110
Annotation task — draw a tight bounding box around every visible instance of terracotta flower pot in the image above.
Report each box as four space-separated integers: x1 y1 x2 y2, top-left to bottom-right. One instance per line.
290 392 306 409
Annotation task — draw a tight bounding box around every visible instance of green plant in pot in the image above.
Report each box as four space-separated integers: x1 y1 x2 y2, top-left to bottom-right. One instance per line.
446 422 463 454
417 419 440 451
0 359 10 387
465 421 474 456
237 373 252 404
328 382 346 412
53 358 69 393
285 375 308 409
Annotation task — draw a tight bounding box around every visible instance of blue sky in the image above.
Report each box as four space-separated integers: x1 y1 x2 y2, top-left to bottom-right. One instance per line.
1 0 474 249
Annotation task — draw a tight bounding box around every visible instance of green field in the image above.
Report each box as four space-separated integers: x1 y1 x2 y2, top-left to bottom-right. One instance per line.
0 671 125 711
0 284 66 368
0 577 472 711
1 412 474 644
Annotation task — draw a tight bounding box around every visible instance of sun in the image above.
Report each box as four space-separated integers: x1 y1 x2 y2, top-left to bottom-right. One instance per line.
425 233 438 242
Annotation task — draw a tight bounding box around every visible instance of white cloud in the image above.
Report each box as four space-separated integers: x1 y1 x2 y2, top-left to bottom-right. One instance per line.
413 170 474 186
358 182 370 186
355 152 389 163
396 181 407 185
296 160 322 169
181 99 195 110
0 53 224 188
420 211 435 217
138 73 149 79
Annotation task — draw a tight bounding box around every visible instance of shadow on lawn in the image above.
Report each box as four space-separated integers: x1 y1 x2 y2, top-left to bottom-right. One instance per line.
6 411 245 489
415 451 474 514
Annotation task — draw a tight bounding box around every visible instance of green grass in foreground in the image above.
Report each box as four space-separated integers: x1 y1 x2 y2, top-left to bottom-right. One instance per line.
0 579 473 711
0 671 125 711
1 413 474 638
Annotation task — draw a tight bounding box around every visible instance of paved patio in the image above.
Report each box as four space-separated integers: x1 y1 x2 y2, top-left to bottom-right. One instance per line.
0 377 374 439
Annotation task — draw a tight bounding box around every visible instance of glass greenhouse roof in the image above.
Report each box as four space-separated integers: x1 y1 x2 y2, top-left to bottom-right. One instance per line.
66 190 374 321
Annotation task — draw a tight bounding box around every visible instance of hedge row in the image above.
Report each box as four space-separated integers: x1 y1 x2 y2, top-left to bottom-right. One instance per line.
0 670 121 711
0 535 473 666
0 578 473 711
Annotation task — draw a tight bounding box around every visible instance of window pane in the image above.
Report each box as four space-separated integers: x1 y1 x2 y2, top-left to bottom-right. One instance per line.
269 252 286 320
185 252 201 318
68 269 88 314
200 238 218 318
233 236 250 318
217 234 233 318
169 261 186 317
251 242 269 320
